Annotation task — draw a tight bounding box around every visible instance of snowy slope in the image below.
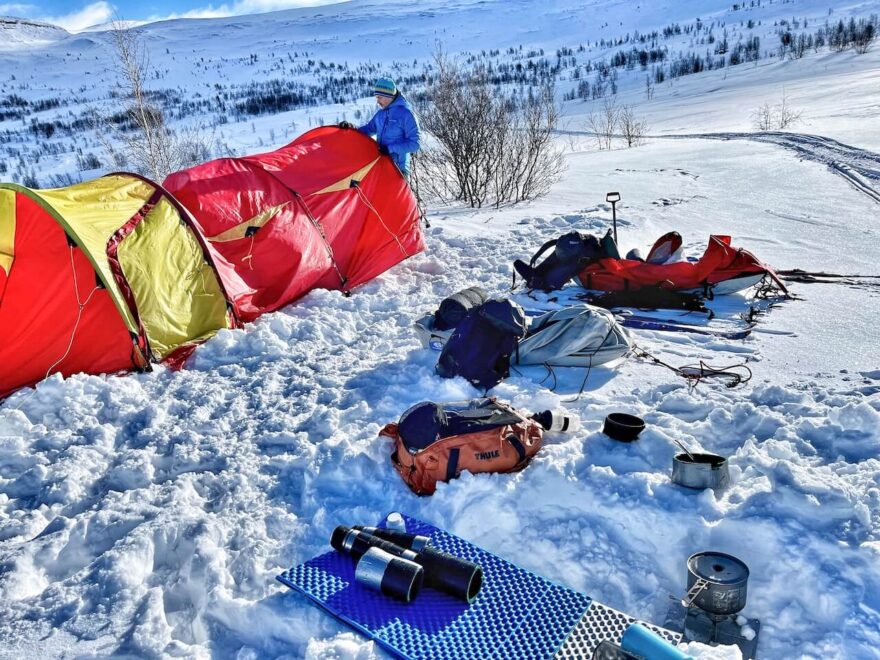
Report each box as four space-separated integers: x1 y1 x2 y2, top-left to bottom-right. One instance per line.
2 0 880 659
2 0 880 183
0 16 69 50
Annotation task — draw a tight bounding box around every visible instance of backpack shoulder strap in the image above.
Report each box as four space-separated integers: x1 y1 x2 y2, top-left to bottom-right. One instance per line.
530 238 558 267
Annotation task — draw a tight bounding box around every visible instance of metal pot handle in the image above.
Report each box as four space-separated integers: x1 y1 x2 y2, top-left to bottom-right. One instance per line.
681 577 710 608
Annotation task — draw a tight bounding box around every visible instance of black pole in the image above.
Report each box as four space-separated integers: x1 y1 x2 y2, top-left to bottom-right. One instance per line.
611 201 618 245
606 192 621 246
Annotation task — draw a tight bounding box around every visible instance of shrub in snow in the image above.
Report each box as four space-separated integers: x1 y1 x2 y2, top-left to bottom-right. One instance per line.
620 105 649 148
751 91 802 131
588 96 619 151
415 50 565 209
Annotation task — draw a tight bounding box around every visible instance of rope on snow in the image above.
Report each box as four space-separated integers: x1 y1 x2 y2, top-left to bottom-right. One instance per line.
631 344 752 390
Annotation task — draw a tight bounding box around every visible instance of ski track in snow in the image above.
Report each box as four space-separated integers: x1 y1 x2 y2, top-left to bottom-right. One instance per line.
559 129 880 204
1 208 879 659
668 132 880 205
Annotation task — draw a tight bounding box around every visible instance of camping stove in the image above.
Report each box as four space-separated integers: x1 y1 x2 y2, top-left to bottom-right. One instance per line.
663 551 761 659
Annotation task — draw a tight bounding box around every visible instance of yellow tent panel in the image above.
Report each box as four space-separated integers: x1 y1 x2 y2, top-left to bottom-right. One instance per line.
117 196 230 359
0 188 14 277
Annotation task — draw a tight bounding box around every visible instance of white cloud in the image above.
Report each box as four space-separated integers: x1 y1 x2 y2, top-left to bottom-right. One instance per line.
38 1 115 32
148 0 348 22
0 3 37 15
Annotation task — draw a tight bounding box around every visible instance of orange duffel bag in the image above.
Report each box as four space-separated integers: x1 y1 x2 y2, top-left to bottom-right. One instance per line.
380 398 546 495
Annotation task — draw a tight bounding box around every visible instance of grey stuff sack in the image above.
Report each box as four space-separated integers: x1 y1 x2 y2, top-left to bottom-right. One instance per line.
516 305 631 368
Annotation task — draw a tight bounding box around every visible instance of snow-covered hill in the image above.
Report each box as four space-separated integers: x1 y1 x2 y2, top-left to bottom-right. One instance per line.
2 0 878 186
1 1 880 659
0 16 69 50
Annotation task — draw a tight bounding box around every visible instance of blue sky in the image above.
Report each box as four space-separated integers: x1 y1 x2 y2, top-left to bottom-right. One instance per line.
1 0 350 31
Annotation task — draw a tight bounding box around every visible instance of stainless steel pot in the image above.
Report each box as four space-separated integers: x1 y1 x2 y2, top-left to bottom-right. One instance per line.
684 551 749 616
672 452 729 491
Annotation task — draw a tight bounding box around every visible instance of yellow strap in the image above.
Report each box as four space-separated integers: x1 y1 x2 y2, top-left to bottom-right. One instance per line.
0 189 15 275
207 202 290 242
310 158 380 195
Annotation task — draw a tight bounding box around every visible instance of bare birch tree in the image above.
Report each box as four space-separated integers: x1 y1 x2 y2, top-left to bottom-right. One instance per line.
619 105 649 147
777 90 803 128
751 101 775 130
587 96 620 150
97 21 215 180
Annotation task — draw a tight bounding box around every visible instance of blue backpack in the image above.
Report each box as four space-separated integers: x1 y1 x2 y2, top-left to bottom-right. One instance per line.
513 231 603 291
436 299 527 390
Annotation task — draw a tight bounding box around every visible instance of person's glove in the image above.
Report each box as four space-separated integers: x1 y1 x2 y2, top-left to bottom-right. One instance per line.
338 121 355 129
378 144 390 156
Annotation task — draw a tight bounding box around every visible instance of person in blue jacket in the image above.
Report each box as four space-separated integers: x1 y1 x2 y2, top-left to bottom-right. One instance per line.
341 77 421 177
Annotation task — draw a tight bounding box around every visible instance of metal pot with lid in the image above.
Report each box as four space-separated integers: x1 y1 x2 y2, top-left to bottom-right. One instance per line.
672 452 730 491
683 551 749 616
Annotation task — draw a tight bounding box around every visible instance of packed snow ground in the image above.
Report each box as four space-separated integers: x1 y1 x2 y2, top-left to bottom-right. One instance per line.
2 1 880 659
1 136 879 658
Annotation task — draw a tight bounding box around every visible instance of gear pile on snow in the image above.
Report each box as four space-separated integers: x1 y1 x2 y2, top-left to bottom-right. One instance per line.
578 234 788 296
516 306 632 367
422 289 632 390
516 231 788 296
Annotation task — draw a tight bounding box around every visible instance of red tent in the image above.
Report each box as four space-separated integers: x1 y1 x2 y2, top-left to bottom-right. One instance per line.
164 126 424 321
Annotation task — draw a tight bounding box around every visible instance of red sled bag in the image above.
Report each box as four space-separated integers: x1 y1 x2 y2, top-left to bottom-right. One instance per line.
380 398 544 496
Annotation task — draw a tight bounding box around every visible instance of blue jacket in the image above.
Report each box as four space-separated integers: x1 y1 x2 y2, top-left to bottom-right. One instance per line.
359 93 420 175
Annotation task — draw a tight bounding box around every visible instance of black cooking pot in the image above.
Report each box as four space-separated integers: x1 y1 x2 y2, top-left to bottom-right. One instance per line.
603 413 646 442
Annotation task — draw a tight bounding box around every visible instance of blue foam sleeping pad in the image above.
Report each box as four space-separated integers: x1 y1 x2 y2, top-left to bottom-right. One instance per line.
276 514 593 660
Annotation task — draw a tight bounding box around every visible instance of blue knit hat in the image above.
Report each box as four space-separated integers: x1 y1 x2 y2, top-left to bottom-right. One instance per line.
373 77 397 98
